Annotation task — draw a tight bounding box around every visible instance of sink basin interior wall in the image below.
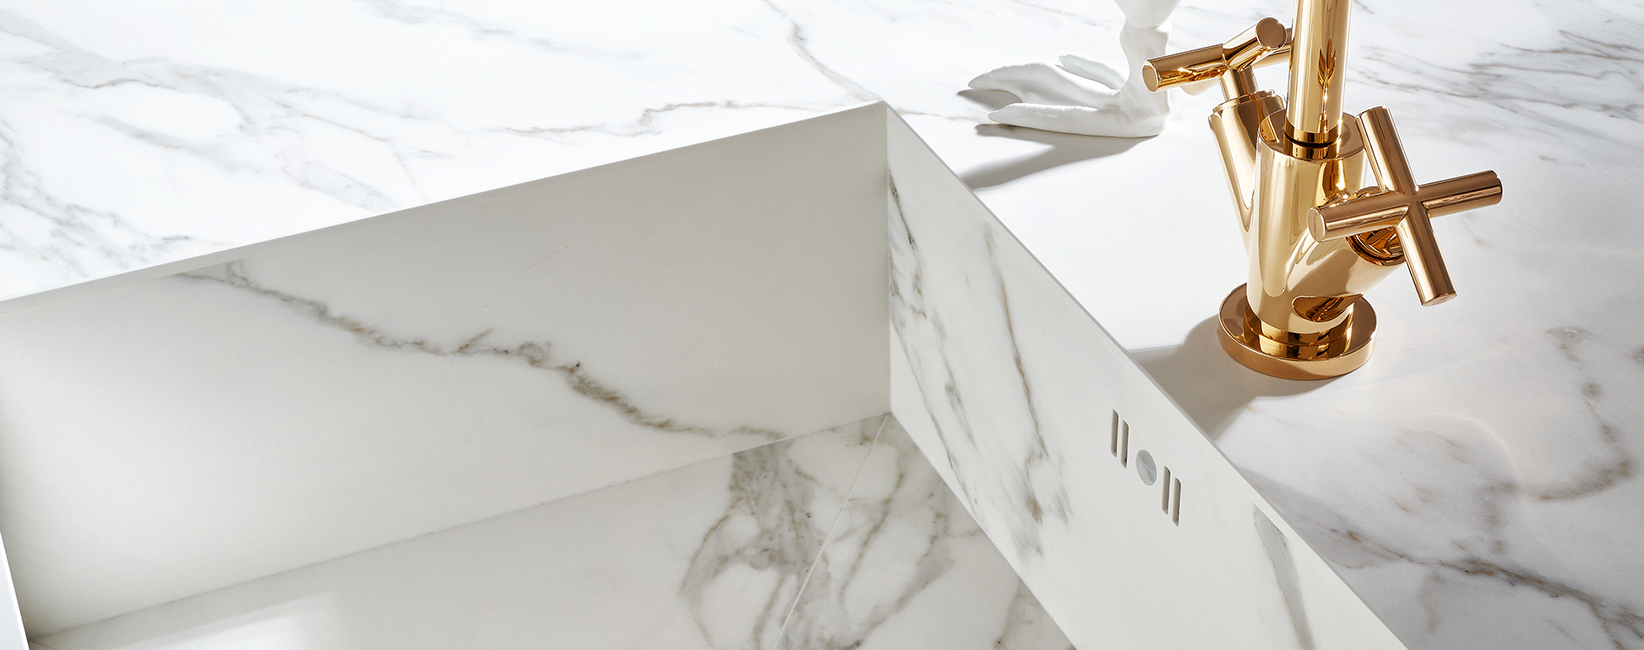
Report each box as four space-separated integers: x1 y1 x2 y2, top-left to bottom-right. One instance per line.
884 118 1409 649
31 413 1085 650
0 106 890 637
1 103 1411 648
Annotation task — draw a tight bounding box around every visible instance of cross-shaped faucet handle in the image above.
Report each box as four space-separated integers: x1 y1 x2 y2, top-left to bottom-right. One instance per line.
1307 107 1504 305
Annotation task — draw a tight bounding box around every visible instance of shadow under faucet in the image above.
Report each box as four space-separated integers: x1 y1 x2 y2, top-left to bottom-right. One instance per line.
1128 317 1337 440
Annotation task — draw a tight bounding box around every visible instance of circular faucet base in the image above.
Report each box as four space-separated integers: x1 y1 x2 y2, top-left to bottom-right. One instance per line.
1216 284 1376 380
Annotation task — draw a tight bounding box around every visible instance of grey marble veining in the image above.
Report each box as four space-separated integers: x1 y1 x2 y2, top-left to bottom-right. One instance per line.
30 416 881 650
34 414 1074 650
0 106 891 634
0 1 1640 642
886 109 1406 649
181 261 784 440
775 418 1073 650
886 174 1073 561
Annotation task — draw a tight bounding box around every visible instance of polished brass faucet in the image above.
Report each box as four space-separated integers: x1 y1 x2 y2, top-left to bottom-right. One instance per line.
1143 1 1502 379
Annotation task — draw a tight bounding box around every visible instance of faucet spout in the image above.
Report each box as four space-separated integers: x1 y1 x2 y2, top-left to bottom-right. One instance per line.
1284 0 1351 145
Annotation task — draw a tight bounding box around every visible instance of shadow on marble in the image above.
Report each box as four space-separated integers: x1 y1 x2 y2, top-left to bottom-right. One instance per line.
1130 316 1336 440
956 88 1019 113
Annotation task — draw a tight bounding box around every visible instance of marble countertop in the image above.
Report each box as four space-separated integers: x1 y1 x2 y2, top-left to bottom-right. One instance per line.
2 0 1640 647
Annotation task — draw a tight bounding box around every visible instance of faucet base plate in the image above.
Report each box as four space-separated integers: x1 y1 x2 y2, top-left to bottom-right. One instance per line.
1217 284 1376 380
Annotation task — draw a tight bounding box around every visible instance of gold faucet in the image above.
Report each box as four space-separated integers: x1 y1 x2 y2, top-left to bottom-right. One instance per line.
1143 1 1502 379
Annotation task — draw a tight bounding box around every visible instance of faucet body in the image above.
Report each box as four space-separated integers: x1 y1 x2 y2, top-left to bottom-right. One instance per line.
1144 0 1502 379
1226 100 1394 330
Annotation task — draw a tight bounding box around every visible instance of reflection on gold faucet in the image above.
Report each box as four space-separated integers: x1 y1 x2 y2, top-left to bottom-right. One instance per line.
1142 0 1503 379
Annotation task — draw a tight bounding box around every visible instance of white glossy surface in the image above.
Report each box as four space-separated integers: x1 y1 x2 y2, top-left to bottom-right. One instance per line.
36 415 1074 650
0 533 22 650
887 113 1403 649
1 105 1403 648
0 108 888 634
774 418 1074 650
1 1 1640 647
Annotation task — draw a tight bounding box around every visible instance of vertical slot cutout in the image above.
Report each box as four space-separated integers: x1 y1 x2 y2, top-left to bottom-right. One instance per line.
1119 420 1130 467
1171 477 1182 526
1110 411 1119 456
1161 466 1172 512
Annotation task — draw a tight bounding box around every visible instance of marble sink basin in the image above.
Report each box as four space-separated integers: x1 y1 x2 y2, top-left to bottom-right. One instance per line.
0 104 1408 649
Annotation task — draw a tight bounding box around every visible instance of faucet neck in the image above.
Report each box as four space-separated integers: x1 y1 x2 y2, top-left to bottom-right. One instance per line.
1284 0 1351 146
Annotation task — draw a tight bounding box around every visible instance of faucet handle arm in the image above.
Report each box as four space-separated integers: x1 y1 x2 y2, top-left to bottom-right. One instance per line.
1307 107 1505 306
1143 19 1289 96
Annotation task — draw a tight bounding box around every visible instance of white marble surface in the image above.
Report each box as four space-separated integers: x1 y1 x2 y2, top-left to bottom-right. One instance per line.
0 0 1640 647
0 103 1400 648
774 418 1073 650
0 533 22 650
34 415 1074 650
0 107 888 634
888 111 1405 649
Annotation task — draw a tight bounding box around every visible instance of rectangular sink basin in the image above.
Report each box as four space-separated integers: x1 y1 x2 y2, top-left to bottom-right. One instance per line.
0 104 1409 649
